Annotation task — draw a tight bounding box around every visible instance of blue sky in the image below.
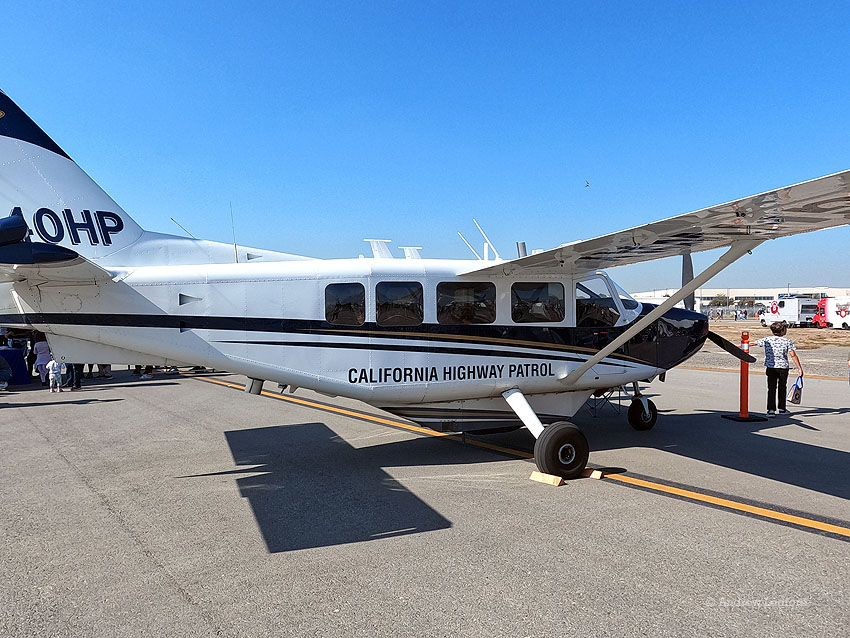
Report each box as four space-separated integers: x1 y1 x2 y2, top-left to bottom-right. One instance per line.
3 1 849 291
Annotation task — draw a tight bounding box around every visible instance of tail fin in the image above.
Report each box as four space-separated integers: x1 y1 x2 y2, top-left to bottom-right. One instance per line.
0 90 144 260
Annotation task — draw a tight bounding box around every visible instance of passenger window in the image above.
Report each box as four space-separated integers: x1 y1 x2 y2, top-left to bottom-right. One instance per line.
325 283 365 326
437 282 496 325
376 282 423 326
511 282 565 323
778 300 785 308
576 277 620 327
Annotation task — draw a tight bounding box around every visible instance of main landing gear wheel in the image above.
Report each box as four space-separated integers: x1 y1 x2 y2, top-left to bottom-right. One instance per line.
628 399 657 431
533 421 589 479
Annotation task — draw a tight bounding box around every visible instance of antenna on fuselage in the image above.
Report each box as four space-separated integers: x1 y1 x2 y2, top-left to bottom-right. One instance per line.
229 202 238 263
473 219 500 260
398 246 423 259
170 217 197 239
364 239 394 259
457 232 482 260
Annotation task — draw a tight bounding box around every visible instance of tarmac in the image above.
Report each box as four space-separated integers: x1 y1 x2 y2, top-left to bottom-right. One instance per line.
1 366 848 637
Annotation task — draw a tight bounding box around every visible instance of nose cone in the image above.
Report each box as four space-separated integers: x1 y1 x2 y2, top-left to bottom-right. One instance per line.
655 306 709 369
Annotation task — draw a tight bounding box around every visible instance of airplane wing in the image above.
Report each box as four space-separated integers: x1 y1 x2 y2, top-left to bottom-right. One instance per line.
463 170 850 277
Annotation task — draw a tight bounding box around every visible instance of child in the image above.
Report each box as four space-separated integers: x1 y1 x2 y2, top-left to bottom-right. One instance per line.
755 321 803 416
46 357 63 393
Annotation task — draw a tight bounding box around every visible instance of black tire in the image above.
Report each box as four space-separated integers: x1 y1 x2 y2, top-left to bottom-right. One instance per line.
533 421 589 479
628 399 657 430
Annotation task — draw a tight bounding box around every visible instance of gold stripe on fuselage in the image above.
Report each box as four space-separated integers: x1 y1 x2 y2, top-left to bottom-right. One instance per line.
315 328 649 365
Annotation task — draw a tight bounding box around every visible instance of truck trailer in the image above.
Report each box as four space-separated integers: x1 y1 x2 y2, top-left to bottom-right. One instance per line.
760 296 821 328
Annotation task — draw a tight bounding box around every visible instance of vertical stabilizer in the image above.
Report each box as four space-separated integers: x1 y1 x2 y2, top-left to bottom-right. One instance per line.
0 90 144 260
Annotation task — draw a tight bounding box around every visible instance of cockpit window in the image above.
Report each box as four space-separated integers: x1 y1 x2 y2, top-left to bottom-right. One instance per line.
576 277 621 327
613 282 640 310
325 282 366 326
511 282 565 323
437 282 496 324
376 281 423 327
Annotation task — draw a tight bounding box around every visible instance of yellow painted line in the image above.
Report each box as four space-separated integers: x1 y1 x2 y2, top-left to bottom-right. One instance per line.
188 374 849 537
604 473 850 538
680 365 846 381
189 375 531 457
189 376 449 435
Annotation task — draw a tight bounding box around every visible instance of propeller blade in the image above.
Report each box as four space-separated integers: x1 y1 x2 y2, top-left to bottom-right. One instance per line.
681 252 695 311
706 330 756 363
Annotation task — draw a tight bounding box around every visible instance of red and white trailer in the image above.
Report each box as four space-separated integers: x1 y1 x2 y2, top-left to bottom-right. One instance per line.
811 296 850 329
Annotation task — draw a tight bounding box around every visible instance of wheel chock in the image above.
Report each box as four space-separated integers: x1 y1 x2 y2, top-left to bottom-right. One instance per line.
581 468 604 480
529 471 565 486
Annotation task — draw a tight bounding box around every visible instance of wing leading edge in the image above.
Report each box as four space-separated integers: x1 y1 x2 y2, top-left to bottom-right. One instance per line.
463 170 850 277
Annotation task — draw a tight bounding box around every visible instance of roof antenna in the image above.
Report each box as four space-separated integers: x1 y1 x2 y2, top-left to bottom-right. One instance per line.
229 202 239 263
457 232 482 260
363 239 394 259
170 217 197 239
473 219 500 260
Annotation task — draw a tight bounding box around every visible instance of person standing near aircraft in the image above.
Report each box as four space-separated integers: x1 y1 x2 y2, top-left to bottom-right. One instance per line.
33 333 51 386
66 362 84 390
0 350 11 390
755 321 803 416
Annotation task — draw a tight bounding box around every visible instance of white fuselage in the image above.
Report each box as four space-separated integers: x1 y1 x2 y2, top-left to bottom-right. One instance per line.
7 257 663 425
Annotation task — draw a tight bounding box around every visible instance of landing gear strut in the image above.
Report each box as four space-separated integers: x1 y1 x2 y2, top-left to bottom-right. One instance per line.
628 381 657 430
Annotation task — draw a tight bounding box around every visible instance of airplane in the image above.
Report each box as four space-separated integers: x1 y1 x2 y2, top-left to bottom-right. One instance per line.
1 89 849 479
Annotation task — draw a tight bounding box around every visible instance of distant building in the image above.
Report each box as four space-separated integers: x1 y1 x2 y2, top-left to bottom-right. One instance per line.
630 287 850 311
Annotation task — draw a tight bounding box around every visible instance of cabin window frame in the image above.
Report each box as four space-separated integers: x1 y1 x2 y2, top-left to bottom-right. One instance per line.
436 281 497 325
324 282 367 326
375 281 424 327
510 281 566 324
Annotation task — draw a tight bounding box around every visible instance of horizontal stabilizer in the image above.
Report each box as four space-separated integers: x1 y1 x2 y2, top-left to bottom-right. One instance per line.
0 243 112 284
0 209 113 284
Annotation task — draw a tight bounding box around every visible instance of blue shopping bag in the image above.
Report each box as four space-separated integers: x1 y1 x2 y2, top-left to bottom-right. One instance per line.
787 375 803 405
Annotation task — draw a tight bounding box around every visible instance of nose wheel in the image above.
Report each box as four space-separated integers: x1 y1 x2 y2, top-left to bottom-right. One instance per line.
533 421 589 479
502 389 589 480
628 398 657 430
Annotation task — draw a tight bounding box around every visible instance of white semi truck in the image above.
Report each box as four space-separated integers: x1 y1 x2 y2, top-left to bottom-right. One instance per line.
760 296 821 328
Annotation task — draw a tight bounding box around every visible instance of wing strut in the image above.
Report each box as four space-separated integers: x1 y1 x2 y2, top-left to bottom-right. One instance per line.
561 240 764 388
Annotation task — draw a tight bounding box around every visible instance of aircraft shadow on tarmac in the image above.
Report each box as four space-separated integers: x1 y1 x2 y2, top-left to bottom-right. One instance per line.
203 421 514 553
567 407 850 501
